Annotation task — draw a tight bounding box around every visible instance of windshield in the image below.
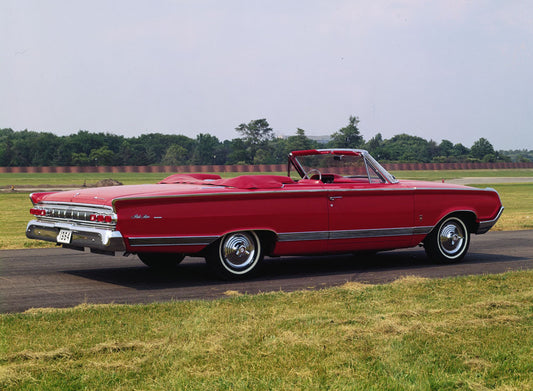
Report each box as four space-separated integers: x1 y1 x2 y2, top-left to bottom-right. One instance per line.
289 151 391 184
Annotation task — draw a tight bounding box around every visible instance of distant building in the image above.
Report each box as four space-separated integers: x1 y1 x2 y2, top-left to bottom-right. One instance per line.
308 135 331 144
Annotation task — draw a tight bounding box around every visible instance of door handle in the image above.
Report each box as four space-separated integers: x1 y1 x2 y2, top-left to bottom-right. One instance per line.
329 196 343 201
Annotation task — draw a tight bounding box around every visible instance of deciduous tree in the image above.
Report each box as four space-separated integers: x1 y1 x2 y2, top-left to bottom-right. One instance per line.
329 116 364 149
470 138 495 160
235 119 274 164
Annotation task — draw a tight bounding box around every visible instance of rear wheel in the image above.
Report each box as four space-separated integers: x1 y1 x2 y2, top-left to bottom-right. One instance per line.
206 231 263 279
138 252 185 270
424 216 470 263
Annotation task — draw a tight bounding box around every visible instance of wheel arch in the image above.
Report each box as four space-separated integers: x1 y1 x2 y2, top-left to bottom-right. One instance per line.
424 211 474 264
426 210 478 240
205 229 276 279
206 228 278 254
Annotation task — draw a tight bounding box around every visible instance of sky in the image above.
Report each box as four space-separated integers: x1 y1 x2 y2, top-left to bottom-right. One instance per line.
2 0 532 150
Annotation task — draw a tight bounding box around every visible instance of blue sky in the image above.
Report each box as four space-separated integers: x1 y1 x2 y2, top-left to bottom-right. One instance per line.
2 0 532 150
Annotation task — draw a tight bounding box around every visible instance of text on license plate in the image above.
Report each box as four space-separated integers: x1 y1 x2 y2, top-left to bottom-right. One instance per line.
57 229 72 244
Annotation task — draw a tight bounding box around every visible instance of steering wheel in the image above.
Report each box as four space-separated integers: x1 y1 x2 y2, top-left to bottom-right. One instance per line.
303 168 322 181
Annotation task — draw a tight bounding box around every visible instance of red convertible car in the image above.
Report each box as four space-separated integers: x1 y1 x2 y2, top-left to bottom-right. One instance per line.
26 149 503 279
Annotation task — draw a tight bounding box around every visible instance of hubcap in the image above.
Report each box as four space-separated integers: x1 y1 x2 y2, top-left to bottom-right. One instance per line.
439 221 465 256
222 233 256 270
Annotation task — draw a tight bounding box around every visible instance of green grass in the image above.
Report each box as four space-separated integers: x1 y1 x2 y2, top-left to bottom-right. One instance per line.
1 271 532 390
392 168 533 181
0 193 54 250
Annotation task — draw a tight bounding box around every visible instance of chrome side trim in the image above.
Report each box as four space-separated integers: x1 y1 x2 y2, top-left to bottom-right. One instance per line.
277 231 329 242
278 226 433 242
127 226 433 249
127 236 219 247
476 206 504 234
413 226 434 235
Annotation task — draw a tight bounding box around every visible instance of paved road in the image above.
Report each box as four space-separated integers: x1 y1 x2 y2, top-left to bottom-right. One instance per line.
1 230 532 313
446 177 533 185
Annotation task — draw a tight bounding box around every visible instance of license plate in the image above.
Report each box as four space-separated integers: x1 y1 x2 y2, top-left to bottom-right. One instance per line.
57 229 72 244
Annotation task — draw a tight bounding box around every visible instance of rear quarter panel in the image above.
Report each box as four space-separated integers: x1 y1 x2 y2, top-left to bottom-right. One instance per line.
414 187 502 231
113 187 329 254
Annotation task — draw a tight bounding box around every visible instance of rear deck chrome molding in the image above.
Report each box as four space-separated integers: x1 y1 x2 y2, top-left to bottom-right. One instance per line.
33 201 114 212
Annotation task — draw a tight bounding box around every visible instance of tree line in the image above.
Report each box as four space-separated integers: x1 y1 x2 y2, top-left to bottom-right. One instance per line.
0 116 524 167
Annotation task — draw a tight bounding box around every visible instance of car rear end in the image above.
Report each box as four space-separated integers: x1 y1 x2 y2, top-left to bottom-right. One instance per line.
26 193 125 255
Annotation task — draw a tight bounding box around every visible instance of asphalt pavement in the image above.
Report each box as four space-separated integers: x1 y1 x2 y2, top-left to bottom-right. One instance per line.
0 230 532 313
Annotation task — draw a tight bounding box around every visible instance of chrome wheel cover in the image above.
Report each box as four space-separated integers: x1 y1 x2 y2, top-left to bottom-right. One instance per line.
221 232 258 270
438 219 466 258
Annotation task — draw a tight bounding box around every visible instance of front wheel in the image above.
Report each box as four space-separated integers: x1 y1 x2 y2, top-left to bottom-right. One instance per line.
206 231 263 280
138 252 185 270
424 216 470 264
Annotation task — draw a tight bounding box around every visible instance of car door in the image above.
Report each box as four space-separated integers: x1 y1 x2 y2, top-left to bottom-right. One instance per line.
270 179 329 255
326 180 415 253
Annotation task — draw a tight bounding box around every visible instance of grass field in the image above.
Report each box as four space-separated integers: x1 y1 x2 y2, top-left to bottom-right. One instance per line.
1 271 532 390
391 168 533 181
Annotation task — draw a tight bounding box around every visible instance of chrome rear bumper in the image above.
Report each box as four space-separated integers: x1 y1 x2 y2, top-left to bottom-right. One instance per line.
26 220 126 252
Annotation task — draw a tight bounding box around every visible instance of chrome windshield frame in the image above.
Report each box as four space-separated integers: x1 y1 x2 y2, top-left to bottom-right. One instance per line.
362 151 398 184
288 148 398 184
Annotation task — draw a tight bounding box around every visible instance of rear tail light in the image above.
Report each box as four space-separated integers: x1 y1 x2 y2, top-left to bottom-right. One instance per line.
90 214 115 224
30 207 115 224
30 208 46 216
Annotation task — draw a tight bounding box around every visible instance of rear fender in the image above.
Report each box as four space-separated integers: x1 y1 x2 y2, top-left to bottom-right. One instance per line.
426 210 478 239
29 192 58 205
